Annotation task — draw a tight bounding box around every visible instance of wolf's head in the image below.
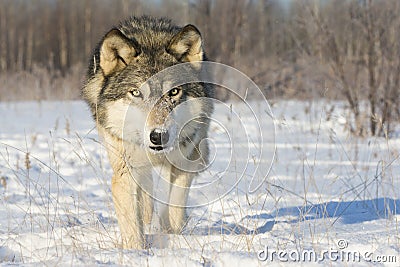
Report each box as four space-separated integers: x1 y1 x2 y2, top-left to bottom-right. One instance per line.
83 16 213 153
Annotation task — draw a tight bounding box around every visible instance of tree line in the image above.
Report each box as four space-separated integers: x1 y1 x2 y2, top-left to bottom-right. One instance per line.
0 0 292 72
0 0 399 136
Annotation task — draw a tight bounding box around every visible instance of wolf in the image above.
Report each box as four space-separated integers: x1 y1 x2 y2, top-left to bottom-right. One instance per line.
82 16 213 249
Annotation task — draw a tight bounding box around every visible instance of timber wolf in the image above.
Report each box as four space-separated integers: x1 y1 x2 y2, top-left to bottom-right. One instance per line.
82 16 213 249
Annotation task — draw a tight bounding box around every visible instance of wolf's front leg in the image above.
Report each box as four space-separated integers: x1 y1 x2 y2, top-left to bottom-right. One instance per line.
112 173 144 249
141 174 154 226
168 166 194 233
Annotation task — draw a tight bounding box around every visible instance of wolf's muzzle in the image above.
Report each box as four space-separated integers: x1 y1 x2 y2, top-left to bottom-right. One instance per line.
149 128 169 150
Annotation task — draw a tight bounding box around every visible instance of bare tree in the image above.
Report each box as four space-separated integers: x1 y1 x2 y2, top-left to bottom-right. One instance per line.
298 0 400 136
0 3 7 71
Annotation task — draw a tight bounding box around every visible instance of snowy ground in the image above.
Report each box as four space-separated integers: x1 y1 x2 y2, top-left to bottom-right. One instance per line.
0 100 399 266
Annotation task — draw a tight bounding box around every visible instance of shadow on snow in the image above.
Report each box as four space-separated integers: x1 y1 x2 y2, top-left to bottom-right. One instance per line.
187 198 399 235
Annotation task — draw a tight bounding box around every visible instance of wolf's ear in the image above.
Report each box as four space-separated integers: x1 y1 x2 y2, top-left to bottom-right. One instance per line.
99 29 139 75
167 25 204 62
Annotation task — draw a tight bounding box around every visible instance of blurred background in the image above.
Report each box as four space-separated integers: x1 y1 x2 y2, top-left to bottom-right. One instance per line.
0 0 399 136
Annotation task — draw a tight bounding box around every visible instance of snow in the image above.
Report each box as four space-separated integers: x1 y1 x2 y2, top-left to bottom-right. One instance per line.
0 100 399 266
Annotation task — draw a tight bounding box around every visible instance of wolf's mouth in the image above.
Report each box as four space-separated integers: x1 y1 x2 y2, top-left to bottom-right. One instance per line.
149 146 166 151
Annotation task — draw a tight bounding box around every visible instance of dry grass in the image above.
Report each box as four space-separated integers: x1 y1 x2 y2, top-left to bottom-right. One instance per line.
0 64 84 101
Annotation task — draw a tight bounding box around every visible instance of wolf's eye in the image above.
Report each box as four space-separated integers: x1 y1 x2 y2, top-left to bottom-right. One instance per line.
169 88 180 97
129 89 142 98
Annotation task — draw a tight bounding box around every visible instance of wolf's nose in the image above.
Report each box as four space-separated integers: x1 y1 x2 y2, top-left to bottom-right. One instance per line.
150 129 169 146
